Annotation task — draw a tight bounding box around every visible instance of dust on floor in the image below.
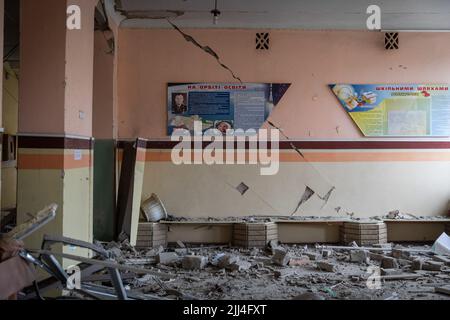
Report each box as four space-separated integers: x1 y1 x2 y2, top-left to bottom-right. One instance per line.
82 241 450 300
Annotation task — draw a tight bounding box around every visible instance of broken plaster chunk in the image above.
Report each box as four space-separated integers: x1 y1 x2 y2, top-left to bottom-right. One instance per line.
422 261 444 272
349 241 359 247
288 256 310 267
157 252 180 265
411 258 425 271
349 250 369 264
368 252 385 261
381 257 399 269
381 268 404 276
392 249 411 259
272 248 290 266
174 248 188 255
107 247 123 259
212 253 239 269
316 261 337 272
274 268 297 278
304 252 319 261
432 255 450 266
266 240 280 255
268 239 279 249
182 255 208 270
228 260 252 272
292 292 325 300
322 249 333 258
397 259 412 267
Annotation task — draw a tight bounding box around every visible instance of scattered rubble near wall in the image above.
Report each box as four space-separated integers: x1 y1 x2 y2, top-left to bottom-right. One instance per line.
86 239 450 300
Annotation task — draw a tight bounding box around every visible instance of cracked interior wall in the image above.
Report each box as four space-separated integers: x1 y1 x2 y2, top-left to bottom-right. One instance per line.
116 29 450 219
116 29 450 139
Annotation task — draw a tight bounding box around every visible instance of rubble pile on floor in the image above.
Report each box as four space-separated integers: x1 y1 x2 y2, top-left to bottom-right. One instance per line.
77 239 450 300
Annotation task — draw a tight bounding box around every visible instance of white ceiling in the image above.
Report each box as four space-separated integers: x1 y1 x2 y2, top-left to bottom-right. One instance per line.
109 0 450 30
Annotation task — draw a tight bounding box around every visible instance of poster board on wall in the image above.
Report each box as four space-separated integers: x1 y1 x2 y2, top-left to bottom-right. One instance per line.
167 83 291 135
330 84 450 137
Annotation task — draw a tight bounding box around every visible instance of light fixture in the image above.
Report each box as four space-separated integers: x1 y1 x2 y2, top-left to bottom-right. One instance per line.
211 0 221 25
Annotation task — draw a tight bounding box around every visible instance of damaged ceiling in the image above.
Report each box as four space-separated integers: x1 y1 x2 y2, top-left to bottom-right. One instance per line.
111 0 450 30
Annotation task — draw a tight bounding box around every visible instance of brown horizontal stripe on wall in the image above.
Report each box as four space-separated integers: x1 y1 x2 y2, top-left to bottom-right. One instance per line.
117 140 450 150
143 151 450 163
18 136 93 149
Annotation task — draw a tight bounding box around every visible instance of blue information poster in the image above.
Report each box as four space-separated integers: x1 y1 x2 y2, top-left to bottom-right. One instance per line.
167 83 291 135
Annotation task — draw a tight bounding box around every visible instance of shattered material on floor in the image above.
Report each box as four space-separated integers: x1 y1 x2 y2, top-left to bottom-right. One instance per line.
81 240 450 300
164 214 450 223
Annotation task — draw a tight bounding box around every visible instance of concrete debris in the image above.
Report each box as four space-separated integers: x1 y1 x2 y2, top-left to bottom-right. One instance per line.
368 252 386 261
84 240 450 300
397 259 412 267
107 247 123 259
145 245 165 257
435 285 450 296
272 248 290 266
292 292 325 300
392 248 411 259
304 252 319 261
174 248 188 255
274 268 297 278
157 252 179 265
349 241 359 247
266 240 280 255
432 232 450 255
212 253 238 268
228 260 252 272
373 243 393 249
411 258 425 271
386 210 417 220
182 255 208 270
432 255 450 266
380 268 404 276
316 261 336 272
322 249 333 258
288 256 311 267
176 240 186 248
422 261 444 272
381 257 399 269
268 240 279 248
349 250 369 264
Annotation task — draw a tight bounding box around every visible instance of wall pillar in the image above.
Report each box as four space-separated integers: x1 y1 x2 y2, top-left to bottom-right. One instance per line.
0 0 5 214
18 0 96 262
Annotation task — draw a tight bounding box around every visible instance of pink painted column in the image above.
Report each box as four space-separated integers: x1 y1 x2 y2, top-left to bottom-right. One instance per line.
18 0 97 254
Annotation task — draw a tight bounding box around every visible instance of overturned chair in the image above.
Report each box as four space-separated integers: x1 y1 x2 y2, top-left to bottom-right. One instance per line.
1 204 171 300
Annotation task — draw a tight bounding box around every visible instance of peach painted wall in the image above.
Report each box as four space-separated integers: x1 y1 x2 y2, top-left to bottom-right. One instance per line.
19 0 66 134
19 0 96 137
93 31 114 139
0 0 4 127
64 0 96 137
117 29 450 139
